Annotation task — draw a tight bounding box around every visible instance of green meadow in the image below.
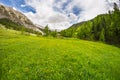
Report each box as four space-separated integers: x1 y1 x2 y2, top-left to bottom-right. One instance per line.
0 27 120 80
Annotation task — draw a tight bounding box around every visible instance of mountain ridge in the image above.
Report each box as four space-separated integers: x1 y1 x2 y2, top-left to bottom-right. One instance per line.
0 4 43 34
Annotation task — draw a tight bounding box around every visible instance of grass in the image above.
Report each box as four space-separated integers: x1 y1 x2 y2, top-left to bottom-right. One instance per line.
0 27 120 80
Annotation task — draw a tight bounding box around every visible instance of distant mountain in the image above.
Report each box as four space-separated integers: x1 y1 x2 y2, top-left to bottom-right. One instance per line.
0 4 43 34
69 21 86 29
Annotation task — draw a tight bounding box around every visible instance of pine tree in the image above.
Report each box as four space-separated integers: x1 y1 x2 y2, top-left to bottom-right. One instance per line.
99 28 105 42
44 25 50 36
51 30 57 37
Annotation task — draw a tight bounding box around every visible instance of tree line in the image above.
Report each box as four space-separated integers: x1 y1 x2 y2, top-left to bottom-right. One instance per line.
43 25 58 37
60 3 120 45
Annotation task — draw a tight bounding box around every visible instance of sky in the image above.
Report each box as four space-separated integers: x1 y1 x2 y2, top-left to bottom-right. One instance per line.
0 0 120 30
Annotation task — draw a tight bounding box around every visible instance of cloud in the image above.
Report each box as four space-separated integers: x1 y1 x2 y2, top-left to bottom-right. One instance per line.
46 13 69 23
21 4 26 7
23 0 119 30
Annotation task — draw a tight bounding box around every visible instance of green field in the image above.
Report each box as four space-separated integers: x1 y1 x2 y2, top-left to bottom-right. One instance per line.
0 27 120 80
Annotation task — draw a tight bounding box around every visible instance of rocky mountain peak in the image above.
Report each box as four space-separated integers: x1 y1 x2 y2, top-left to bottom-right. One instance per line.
0 4 43 34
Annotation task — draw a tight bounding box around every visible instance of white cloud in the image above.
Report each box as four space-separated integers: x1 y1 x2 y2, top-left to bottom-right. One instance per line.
67 13 78 24
21 4 26 7
23 0 119 30
46 13 69 23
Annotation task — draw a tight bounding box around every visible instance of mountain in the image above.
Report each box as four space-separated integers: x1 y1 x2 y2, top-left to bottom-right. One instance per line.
0 4 43 34
69 21 86 29
60 3 120 46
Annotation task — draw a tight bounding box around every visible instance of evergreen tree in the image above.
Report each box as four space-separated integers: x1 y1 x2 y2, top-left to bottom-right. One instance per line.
51 30 57 37
99 28 105 42
113 3 119 12
44 25 50 36
60 2 120 45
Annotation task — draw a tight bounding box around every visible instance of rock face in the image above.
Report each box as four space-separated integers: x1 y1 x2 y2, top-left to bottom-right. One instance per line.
0 4 43 34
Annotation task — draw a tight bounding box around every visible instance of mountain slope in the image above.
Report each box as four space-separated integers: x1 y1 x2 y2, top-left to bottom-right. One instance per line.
60 3 120 45
0 4 43 34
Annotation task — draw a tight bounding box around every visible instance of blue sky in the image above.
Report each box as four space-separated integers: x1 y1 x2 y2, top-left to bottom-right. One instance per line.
0 0 36 13
0 0 119 30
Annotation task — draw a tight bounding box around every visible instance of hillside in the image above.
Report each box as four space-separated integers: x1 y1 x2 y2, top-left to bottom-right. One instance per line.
60 3 120 45
0 26 120 80
0 4 43 34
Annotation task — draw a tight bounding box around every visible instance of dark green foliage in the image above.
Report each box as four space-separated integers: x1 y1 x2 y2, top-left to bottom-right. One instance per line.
60 3 120 45
0 18 42 35
99 28 105 42
60 28 76 37
44 25 50 36
50 30 57 37
43 26 58 37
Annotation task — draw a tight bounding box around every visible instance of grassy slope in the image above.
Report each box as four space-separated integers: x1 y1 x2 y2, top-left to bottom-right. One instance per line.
0 27 120 80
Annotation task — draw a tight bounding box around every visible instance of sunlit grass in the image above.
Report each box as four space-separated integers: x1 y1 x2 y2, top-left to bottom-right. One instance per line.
0 27 120 80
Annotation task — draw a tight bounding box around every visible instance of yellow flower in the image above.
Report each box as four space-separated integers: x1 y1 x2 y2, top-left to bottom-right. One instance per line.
24 67 29 72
